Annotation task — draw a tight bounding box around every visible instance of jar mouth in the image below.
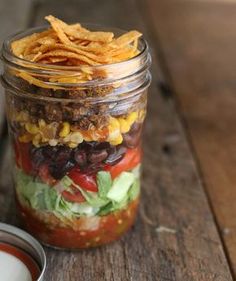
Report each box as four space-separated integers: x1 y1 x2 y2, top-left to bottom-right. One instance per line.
1 24 151 102
2 25 147 67
1 24 150 82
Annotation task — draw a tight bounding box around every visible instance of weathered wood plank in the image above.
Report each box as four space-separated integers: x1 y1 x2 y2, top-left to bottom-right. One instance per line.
142 0 236 276
0 0 33 137
0 0 233 280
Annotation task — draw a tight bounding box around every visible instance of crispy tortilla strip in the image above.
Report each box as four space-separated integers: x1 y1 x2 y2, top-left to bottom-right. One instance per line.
92 68 108 79
81 41 114 53
29 43 109 62
36 36 57 46
45 15 71 32
23 32 56 56
80 66 93 74
23 41 40 56
34 50 100 65
11 15 142 87
49 76 87 83
74 40 90 46
11 37 34 56
111 49 137 62
64 29 114 43
48 57 68 63
12 36 39 56
33 43 110 63
111 30 142 47
31 56 68 64
17 72 62 89
45 15 113 43
24 52 43 61
45 15 72 45
133 38 138 50
70 23 89 32
49 73 83 80
32 44 59 55
66 58 88 66
59 45 110 62
49 71 89 83
36 59 52 64
74 42 113 53
109 44 140 59
11 29 53 56
108 45 134 56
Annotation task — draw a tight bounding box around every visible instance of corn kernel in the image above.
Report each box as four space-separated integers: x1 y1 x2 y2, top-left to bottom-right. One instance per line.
34 133 41 141
19 134 32 143
49 139 58 146
109 117 120 131
68 142 78 148
15 114 21 122
32 138 40 147
118 118 130 134
127 111 138 125
59 122 70 137
25 123 39 135
110 134 123 146
16 111 29 122
63 134 71 142
41 137 49 143
38 119 46 128
70 132 83 144
32 134 41 146
108 129 120 142
108 117 121 143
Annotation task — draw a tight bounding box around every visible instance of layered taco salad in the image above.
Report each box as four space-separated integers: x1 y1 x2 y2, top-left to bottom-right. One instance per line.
3 16 150 248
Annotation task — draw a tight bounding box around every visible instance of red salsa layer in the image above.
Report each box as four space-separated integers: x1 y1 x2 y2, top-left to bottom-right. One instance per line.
18 198 139 249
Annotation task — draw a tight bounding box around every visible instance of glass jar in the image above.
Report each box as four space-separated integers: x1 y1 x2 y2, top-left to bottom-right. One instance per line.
1 26 151 249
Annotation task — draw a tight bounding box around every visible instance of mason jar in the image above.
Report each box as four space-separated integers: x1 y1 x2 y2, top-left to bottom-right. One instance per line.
1 26 151 249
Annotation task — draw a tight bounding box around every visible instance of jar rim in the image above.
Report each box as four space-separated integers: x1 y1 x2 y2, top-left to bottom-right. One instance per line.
1 71 151 103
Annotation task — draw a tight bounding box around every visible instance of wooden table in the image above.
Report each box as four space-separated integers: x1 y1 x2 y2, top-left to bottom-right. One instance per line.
0 0 236 280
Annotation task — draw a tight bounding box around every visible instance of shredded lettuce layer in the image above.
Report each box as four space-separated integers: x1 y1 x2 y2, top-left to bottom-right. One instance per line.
16 165 141 219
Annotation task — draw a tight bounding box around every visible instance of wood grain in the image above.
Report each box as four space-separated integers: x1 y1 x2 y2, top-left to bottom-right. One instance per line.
142 0 236 276
0 0 233 280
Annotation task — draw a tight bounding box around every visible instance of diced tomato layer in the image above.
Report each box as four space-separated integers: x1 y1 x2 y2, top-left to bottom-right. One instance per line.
67 147 141 191
14 142 32 175
105 147 142 179
68 169 98 192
